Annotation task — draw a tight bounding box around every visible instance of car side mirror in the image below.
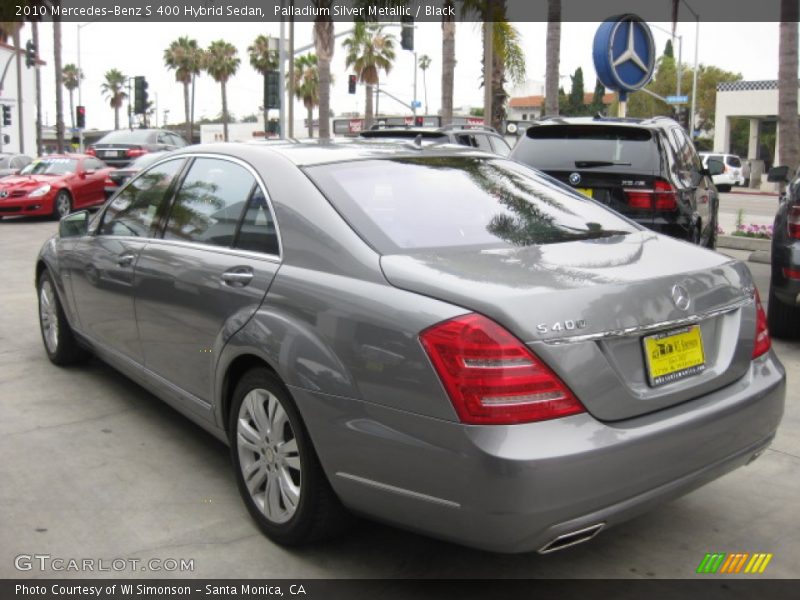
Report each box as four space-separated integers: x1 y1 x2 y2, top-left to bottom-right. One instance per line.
767 165 790 183
705 158 724 177
59 210 90 238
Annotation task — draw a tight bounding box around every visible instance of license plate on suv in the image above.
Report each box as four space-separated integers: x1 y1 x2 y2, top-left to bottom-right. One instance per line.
643 325 705 387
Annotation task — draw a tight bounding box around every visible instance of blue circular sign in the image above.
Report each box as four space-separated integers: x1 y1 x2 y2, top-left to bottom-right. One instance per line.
593 14 655 100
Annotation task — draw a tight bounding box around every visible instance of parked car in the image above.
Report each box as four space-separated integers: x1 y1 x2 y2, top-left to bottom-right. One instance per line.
37 142 784 554
104 151 168 198
766 166 800 338
87 128 187 168
0 152 33 178
700 152 746 192
360 124 512 156
511 116 723 248
0 155 112 220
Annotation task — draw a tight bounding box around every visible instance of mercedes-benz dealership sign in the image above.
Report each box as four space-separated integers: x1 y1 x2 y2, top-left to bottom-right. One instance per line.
593 14 655 101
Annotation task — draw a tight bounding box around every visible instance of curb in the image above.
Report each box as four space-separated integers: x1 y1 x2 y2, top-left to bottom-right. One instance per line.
727 188 779 197
717 235 771 252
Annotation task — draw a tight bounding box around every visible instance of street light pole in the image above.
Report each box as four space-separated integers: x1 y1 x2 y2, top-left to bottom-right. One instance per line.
413 51 417 117
77 23 83 152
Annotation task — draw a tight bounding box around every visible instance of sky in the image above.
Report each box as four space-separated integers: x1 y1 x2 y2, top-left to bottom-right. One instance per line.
22 20 784 132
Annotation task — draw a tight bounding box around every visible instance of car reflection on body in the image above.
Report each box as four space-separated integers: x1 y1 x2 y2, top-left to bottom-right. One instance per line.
35 141 784 553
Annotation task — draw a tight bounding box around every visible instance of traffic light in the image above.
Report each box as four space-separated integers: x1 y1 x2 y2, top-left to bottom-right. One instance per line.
2 105 11 127
348 74 357 94
134 76 149 115
401 17 414 51
265 71 279 110
25 40 37 69
76 105 86 129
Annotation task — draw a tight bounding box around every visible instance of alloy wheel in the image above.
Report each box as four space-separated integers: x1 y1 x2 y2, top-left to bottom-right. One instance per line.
56 193 71 218
39 279 59 354
236 388 302 524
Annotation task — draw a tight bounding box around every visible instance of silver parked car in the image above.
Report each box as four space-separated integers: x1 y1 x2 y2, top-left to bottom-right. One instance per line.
36 142 785 553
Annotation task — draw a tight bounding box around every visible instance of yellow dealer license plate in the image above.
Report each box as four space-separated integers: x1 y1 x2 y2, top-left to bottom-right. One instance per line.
643 325 705 387
576 187 593 198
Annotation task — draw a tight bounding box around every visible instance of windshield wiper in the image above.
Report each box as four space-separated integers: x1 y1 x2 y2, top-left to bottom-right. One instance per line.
574 160 632 168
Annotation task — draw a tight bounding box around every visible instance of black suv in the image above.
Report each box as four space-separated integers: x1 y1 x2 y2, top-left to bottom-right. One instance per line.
360 124 512 156
766 166 800 338
511 116 723 247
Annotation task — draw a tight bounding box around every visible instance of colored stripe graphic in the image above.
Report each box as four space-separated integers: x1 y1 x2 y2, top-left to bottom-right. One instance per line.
697 552 773 574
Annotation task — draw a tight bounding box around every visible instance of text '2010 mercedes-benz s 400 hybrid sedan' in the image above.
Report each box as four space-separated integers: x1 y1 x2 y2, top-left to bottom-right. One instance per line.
36 141 785 554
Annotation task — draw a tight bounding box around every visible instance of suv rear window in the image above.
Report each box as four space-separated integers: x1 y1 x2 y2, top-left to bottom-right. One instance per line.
726 156 742 167
516 124 659 172
306 157 635 253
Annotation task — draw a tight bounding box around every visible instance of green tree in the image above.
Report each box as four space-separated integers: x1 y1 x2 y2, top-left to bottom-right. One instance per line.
164 37 204 143
248 35 279 128
418 54 432 114
101 69 127 130
343 22 395 130
292 53 321 138
204 40 240 142
567 67 586 115
62 63 82 130
589 79 606 115
664 39 674 59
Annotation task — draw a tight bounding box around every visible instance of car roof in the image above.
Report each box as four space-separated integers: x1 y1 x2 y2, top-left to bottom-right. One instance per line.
170 139 496 167
39 154 92 160
526 115 680 130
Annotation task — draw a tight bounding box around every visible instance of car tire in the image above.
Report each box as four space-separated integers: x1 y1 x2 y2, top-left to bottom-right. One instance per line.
52 190 72 220
37 270 89 365
229 367 352 546
767 286 800 339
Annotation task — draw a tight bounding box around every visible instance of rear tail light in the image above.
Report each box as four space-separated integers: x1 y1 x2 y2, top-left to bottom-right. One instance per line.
752 289 771 359
86 147 96 156
788 205 800 239
624 179 678 211
420 314 585 425
126 147 148 158
783 267 800 281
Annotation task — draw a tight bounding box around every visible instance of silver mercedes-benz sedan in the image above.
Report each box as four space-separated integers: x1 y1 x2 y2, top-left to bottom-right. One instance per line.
36 141 785 553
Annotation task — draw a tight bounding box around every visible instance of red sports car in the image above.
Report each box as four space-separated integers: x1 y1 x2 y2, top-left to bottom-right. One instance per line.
0 154 113 220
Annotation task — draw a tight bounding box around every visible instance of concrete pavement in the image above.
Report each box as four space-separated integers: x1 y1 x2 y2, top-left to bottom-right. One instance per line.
0 216 797 579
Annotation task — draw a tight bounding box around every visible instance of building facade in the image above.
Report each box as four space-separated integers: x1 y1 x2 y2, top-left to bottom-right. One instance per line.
0 41 38 156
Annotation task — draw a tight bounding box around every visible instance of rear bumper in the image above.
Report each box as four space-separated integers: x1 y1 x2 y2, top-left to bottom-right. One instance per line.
292 351 785 553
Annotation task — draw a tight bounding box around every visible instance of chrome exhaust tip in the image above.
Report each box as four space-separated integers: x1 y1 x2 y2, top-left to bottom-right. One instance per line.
538 523 605 554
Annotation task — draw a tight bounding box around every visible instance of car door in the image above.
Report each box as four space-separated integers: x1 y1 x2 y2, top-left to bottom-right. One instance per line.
66 157 187 363
134 156 281 405
80 157 109 206
672 128 715 235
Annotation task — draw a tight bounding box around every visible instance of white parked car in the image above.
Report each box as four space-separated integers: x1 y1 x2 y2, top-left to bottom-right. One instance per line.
700 153 746 192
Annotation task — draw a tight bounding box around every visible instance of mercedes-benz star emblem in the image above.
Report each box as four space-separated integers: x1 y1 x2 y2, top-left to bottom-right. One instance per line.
609 17 654 89
569 172 581 186
671 284 691 312
0 191 8 199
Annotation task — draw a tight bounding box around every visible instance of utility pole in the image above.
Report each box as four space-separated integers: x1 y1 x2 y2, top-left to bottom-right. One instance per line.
413 51 418 118
13 29 24 153
287 6 294 138
483 21 493 126
33 22 43 155
278 1 286 137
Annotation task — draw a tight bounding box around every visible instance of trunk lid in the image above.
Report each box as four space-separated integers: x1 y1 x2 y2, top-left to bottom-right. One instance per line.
382 232 756 421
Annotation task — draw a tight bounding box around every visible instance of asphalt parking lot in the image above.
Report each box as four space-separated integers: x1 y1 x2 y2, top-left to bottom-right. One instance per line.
0 213 798 580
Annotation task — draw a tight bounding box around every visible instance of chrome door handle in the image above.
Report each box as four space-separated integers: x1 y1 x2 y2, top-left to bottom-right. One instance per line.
221 268 254 287
117 253 135 267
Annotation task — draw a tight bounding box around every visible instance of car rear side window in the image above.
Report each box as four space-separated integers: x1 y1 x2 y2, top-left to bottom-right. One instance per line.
306 157 636 253
489 136 512 157
234 186 280 255
726 156 742 168
163 158 255 248
100 158 185 237
515 124 659 172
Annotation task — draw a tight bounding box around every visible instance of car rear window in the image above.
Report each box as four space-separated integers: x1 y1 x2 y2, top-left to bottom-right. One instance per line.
99 130 155 144
726 156 742 167
514 124 659 172
306 157 636 253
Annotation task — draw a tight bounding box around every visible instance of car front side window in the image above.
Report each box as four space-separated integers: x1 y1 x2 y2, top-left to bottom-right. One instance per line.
99 159 186 238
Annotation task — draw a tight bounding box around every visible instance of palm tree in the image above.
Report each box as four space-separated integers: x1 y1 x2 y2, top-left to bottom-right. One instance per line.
62 64 82 130
292 54 320 138
418 54 432 114
53 19 65 151
205 40 240 142
778 0 799 175
545 0 561 116
313 1 335 139
247 35 278 129
32 20 43 154
164 37 204 143
343 22 395 130
441 0 456 126
101 69 127 130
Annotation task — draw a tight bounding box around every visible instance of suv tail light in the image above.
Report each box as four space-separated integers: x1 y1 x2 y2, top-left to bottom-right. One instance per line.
126 147 148 158
788 205 800 239
752 289 771 359
624 179 678 211
420 314 585 425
